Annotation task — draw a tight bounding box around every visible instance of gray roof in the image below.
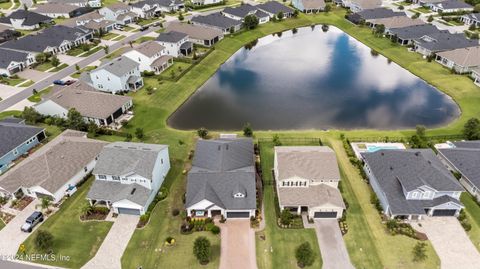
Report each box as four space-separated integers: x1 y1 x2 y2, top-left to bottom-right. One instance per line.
156 30 187 43
453 140 480 149
0 121 44 159
278 183 346 209
35 3 83 14
431 0 472 10
93 142 168 180
463 12 480 22
87 180 151 206
191 12 242 30
186 138 256 210
0 10 52 27
131 0 183 8
0 117 24 124
356 8 404 20
414 32 478 53
439 147 480 190
362 149 463 215
389 24 447 41
0 47 30 68
256 1 294 15
223 4 269 19
93 56 139 77
133 40 165 57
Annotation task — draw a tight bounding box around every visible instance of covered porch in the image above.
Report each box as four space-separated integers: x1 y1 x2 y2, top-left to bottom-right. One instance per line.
127 75 144 91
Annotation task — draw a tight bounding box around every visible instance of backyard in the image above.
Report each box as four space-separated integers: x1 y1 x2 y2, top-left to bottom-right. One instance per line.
461 193 480 251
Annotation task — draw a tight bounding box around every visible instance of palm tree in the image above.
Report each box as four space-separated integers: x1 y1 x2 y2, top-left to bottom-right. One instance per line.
81 204 94 216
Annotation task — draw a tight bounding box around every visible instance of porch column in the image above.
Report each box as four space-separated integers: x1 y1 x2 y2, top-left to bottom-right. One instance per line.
408 215 412 221
297 207 301 215
207 210 212 218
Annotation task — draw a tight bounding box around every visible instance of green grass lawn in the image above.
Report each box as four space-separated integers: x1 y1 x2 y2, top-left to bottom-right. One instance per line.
101 32 121 40
158 61 192 80
135 36 156 44
71 66 96 78
0 76 27 86
67 47 90 56
461 193 480 251
0 218 5 231
81 46 103 57
413 6 433 13
49 63 68 72
18 80 34 87
34 62 55 72
28 86 53 102
0 110 22 120
137 17 162 26
20 178 113 269
0 0 12 9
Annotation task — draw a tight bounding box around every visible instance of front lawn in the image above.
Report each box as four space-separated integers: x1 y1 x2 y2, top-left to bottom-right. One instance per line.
101 33 123 41
28 86 53 102
34 62 55 72
137 17 163 26
413 6 433 13
71 66 96 78
20 178 113 269
135 36 156 44
0 76 27 86
0 218 5 231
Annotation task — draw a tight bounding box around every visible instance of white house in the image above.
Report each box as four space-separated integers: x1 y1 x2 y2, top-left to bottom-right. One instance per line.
87 142 171 215
428 0 473 13
436 46 480 74
85 56 144 94
0 48 36 77
99 2 137 25
222 4 270 24
48 0 102 8
123 40 173 73
0 130 106 203
156 31 192 57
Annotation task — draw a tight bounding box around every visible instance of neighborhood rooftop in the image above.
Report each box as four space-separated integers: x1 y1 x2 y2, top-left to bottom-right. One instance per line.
156 30 188 43
370 16 425 29
256 1 294 15
167 22 223 41
0 121 44 159
94 56 139 77
0 10 51 27
191 12 241 29
356 7 404 20
414 32 479 52
223 4 269 19
436 46 480 68
389 24 447 40
439 146 480 191
133 40 166 58
0 48 30 69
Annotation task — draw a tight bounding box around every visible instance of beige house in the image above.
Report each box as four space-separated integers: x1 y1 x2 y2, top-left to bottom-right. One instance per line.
436 46 480 74
167 22 223 47
368 16 425 34
274 146 346 219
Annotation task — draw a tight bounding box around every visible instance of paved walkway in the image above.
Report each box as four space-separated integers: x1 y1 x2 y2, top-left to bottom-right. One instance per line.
219 220 257 269
82 214 138 269
415 217 480 269
314 220 354 269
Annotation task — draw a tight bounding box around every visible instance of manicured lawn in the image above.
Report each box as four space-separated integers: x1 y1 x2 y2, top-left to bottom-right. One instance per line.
0 76 27 86
20 178 113 269
0 0 12 9
34 62 55 72
461 193 480 251
18 80 34 87
49 63 68 72
28 86 52 102
137 17 163 26
102 0 119 6
135 36 156 44
158 61 192 80
101 32 121 40
71 66 96 78
0 110 22 119
67 47 90 56
413 6 433 13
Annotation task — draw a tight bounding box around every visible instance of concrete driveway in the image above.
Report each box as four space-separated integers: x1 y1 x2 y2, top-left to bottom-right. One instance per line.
0 201 39 256
82 214 138 269
415 217 480 269
314 220 354 269
219 220 257 269
17 69 50 82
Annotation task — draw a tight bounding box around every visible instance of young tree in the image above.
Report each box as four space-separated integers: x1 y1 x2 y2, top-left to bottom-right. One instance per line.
324 4 332 13
243 14 259 30
178 12 184 21
243 122 253 137
193 236 211 265
412 242 427 262
50 55 60 68
273 134 282 146
373 24 385 37
293 9 299 18
34 230 54 252
81 204 94 216
295 242 315 268
35 53 47 64
22 107 42 124
103 45 109 54
277 11 284 20
197 127 208 139
409 125 429 148
427 15 434 22
87 121 99 136
135 128 145 140
75 64 80 73
280 209 293 226
67 108 85 130
39 197 51 211
464 118 480 140
145 86 154 95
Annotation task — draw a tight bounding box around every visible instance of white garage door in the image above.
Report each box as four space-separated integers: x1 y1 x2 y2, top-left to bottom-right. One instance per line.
117 207 141 215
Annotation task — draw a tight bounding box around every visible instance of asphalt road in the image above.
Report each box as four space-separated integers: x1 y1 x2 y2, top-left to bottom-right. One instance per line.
0 26 160 112
0 260 53 269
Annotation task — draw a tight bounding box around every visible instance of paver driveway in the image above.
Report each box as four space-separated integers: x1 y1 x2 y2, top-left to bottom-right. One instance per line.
0 201 39 256
415 217 480 269
314 220 354 269
219 220 257 269
82 214 138 269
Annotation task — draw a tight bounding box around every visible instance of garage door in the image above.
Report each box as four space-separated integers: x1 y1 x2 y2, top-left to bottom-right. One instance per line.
226 211 250 218
314 212 337 218
117 207 141 215
432 209 457 216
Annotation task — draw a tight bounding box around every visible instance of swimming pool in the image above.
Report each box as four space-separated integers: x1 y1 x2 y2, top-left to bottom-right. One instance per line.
366 145 403 152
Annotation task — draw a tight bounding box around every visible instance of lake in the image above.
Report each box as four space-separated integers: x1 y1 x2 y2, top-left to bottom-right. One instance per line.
168 26 459 130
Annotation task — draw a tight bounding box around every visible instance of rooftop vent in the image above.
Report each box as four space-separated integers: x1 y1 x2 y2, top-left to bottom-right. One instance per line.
218 145 221 151
131 188 136 195
226 145 229 150
415 152 420 156
381 152 384 156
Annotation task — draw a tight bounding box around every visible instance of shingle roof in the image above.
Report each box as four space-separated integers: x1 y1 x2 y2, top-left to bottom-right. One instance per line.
104 2 130 12
93 142 168 179
87 180 151 206
35 3 81 14
356 8 404 20
223 4 269 19
256 1 294 15
431 0 472 10
278 184 346 209
274 146 340 182
0 130 107 193
167 22 223 41
36 81 132 119
350 0 382 9
93 56 139 77
0 10 52 27
133 40 165 57
453 141 480 149
192 138 254 172
156 30 188 43
437 46 480 68
301 0 326 9
0 47 30 68
191 12 242 30
389 24 446 40
0 122 44 159
369 16 425 29
439 147 480 190
414 32 478 52
151 55 173 68
0 117 24 124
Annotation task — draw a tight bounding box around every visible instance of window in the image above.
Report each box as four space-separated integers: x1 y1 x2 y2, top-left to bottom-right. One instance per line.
98 175 106 179
412 192 418 199
112 176 120 181
84 167 87 172
282 181 286 186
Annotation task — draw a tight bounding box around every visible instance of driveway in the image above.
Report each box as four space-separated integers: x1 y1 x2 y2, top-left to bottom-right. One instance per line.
17 69 50 82
219 220 257 269
314 220 354 269
0 201 39 256
415 217 480 269
82 214 138 269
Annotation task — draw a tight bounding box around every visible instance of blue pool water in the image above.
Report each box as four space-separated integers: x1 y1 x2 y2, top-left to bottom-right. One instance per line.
366 146 402 152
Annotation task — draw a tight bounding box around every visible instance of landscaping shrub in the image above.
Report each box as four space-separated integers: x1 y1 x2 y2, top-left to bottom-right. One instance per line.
193 236 211 265
412 242 427 262
181 222 193 234
34 230 54 252
172 208 180 216
279 209 293 226
210 225 220 235
295 242 315 268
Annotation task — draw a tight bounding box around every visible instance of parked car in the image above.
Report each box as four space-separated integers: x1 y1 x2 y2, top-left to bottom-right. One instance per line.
64 80 76 85
53 80 65 85
140 26 149 31
65 185 77 197
114 24 124 30
21 211 43 233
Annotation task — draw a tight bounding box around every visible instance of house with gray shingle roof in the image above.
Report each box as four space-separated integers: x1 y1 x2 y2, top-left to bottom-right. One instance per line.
274 146 346 219
292 0 326 13
461 12 480 26
388 24 447 45
0 130 106 202
362 149 464 220
436 141 480 200
222 4 270 24
436 46 480 73
429 0 473 13
87 142 170 215
166 22 223 47
0 119 45 174
123 40 173 73
257 1 294 18
34 3 91 19
99 2 137 25
156 31 192 57
413 32 479 56
191 12 242 34
0 47 36 77
48 0 102 8
186 138 257 219
0 10 52 30
347 8 405 24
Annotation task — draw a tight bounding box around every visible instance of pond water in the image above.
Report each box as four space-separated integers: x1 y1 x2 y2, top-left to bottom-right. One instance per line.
168 26 459 130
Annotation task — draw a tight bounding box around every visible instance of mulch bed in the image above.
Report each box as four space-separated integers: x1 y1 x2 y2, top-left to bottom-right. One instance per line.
0 211 15 224
10 196 34 211
80 212 108 221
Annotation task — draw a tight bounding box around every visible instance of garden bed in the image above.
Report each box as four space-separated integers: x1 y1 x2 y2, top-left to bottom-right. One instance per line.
10 196 34 211
0 211 15 224
80 207 109 221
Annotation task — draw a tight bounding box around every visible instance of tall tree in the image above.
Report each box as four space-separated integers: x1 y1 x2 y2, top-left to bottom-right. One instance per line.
22 107 42 124
464 118 480 140
67 108 85 130
243 14 259 30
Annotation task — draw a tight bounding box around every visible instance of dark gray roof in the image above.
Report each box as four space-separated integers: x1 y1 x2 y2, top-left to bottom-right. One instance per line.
389 24 447 40
0 48 30 68
0 122 44 158
186 138 256 210
414 32 478 53
93 142 167 180
87 180 152 206
432 0 472 10
0 10 52 27
0 117 24 124
463 12 480 22
131 0 183 8
356 8 404 20
439 147 480 190
156 30 188 43
257 1 294 15
223 4 269 19
94 56 139 77
191 12 242 30
453 140 480 149
362 149 463 215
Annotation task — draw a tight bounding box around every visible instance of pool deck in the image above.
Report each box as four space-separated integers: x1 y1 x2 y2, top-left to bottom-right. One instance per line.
351 142 406 160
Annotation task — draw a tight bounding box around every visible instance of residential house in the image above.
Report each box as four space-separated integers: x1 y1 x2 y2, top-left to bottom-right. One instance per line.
0 48 36 77
33 81 133 127
347 7 405 24
428 0 473 13
84 56 143 93
461 12 480 26
222 4 270 24
154 0 184 13
257 1 294 18
34 3 92 19
344 0 382 13
99 2 137 25
436 141 480 199
363 149 464 219
156 31 192 57
131 0 184 17
48 0 102 8
0 130 106 202
167 22 223 47
436 46 480 73
87 142 170 215
274 146 346 219
0 10 52 30
191 12 242 34
62 11 115 34
186 138 257 219
388 24 447 45
0 119 45 174
191 0 221 6
368 16 425 34
123 40 173 73
291 0 326 13
413 32 478 56
415 0 445 5
471 67 480 85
